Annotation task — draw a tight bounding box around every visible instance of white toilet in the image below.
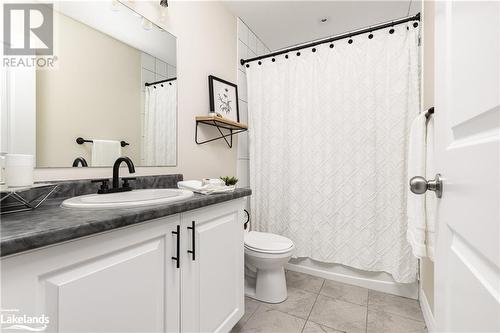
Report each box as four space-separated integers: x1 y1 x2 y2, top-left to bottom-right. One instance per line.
244 231 295 303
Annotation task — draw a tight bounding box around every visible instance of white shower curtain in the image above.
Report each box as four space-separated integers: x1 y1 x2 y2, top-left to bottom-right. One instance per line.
144 81 177 166
247 25 420 283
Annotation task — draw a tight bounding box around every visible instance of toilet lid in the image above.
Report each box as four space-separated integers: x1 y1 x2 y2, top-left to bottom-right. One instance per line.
244 231 294 253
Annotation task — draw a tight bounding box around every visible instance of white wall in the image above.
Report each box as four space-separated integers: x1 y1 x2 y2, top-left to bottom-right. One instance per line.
35 1 238 181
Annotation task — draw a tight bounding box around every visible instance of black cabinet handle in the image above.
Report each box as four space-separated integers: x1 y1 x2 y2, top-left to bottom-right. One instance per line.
172 225 180 268
187 221 196 261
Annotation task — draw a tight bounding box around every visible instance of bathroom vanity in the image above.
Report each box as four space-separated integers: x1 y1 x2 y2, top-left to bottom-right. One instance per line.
0 176 251 333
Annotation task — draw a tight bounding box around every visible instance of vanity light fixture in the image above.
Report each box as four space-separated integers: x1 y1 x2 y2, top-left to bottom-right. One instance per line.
160 0 168 7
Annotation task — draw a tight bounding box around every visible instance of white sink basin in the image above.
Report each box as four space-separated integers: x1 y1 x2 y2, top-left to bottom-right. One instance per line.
62 189 194 209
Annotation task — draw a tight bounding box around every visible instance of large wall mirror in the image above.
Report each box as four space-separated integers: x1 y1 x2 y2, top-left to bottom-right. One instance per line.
1 1 177 168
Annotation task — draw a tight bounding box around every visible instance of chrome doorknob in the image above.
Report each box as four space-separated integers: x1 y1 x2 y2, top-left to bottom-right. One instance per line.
409 174 443 198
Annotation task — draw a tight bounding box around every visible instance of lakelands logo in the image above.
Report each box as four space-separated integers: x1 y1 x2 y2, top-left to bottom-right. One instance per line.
3 3 57 68
1 309 49 331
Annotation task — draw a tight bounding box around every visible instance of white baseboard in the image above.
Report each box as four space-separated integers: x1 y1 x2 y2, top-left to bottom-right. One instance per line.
419 287 436 332
286 259 418 299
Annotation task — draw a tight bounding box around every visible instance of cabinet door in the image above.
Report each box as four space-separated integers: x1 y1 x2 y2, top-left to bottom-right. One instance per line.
1 216 181 333
181 199 245 333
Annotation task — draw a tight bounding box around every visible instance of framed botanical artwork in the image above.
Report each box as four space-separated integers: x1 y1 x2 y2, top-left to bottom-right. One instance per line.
208 75 240 123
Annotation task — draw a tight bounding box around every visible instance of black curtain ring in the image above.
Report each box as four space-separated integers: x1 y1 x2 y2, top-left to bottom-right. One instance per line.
258 61 262 65
153 85 156 89
271 58 276 62
329 43 334 48
161 84 164 87
312 48 316 52
413 22 419 28
389 22 395 34
368 32 374 39
246 64 250 68
285 54 289 59
348 38 353 44
296 51 301 56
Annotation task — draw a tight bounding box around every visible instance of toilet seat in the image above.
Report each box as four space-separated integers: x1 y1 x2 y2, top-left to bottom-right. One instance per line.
244 231 294 254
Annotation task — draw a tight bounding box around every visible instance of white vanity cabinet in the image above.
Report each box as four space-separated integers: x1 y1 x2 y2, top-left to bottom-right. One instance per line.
0 199 245 333
180 202 244 333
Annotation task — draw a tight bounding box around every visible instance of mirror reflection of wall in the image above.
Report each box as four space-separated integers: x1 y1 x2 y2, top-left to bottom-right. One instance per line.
30 1 177 168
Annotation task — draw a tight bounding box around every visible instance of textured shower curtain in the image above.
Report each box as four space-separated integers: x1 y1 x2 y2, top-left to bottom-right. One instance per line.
144 81 177 166
246 25 420 283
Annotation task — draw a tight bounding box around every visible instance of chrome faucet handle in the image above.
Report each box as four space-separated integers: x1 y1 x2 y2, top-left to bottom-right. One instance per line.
409 174 443 198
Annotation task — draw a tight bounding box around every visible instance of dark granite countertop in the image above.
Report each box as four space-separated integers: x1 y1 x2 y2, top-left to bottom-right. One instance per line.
1 188 251 257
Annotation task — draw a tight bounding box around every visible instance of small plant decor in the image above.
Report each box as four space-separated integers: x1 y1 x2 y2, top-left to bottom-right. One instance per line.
220 176 238 186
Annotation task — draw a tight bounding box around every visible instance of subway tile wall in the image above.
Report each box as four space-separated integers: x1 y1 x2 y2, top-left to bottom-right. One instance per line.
236 18 270 211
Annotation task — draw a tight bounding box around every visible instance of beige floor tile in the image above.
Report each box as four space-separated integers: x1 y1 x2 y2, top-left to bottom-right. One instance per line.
231 320 245 333
238 306 306 333
231 298 261 333
309 295 367 333
243 297 261 323
320 280 368 306
367 310 427 333
303 321 344 333
368 290 424 322
263 287 317 319
286 270 325 293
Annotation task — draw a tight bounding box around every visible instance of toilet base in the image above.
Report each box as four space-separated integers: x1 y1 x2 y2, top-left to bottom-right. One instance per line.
244 266 288 304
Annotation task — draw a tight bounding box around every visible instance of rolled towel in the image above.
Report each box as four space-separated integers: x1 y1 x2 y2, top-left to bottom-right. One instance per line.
178 180 235 195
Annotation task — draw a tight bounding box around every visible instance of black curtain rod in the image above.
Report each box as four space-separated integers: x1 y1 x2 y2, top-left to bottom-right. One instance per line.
145 76 177 86
240 12 420 66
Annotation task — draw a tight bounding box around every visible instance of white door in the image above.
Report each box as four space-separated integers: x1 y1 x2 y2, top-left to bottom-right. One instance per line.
181 200 245 333
433 1 500 332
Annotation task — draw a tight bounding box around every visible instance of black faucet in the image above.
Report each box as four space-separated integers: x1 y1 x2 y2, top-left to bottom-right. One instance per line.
112 157 136 190
91 157 136 194
72 157 88 167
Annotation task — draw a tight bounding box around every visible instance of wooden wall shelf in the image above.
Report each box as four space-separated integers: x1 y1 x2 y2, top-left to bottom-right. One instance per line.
195 116 248 148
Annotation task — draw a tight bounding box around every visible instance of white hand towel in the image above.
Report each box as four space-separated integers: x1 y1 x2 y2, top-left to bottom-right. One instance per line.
425 116 437 261
91 140 121 167
407 113 427 258
177 180 235 195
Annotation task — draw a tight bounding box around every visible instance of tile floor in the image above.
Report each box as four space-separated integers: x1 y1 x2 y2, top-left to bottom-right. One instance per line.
232 270 427 333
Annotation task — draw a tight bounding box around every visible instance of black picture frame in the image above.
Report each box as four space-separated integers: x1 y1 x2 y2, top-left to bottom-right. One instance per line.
208 75 240 123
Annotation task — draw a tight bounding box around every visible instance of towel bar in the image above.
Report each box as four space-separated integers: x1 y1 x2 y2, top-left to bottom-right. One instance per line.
76 137 129 147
